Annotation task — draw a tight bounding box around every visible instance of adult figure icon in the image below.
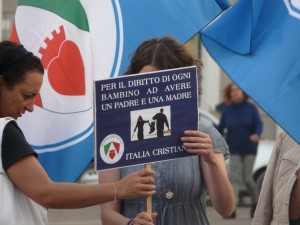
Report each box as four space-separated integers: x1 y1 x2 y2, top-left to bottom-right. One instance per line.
152 108 169 137
133 115 149 140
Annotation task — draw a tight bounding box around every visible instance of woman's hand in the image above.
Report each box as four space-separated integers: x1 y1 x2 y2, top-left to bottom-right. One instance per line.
130 212 157 225
249 134 260 142
115 168 156 199
181 130 215 164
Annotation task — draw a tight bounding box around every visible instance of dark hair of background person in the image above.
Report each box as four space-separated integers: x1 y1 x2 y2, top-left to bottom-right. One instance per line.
124 36 203 95
0 41 44 88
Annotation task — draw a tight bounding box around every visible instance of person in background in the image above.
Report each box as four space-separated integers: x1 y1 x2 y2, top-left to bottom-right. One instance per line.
217 83 263 218
99 36 234 225
215 85 230 115
252 132 300 225
133 115 149 140
0 40 156 225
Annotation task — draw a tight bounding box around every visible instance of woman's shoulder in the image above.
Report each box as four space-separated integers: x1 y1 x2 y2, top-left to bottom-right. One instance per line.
3 120 22 135
244 100 257 108
221 104 235 115
199 121 230 158
198 121 224 142
198 121 219 135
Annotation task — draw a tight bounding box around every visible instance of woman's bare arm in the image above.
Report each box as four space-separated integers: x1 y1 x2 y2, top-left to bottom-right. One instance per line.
7 155 155 209
181 130 235 217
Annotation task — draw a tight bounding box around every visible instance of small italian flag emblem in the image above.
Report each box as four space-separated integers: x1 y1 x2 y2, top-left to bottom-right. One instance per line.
100 134 124 164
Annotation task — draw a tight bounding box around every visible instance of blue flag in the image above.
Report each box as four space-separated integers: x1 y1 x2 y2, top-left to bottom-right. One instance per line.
112 0 231 76
201 0 300 144
87 0 231 80
11 0 230 182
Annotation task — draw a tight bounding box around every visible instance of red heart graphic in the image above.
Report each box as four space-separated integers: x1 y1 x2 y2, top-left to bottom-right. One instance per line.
47 40 85 96
38 25 85 101
109 150 116 160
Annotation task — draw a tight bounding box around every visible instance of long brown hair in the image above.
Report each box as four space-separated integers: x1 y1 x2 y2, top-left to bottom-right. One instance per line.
124 36 203 95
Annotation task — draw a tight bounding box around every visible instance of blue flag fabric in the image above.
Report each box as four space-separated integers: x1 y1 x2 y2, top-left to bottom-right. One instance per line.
201 0 300 144
87 0 231 80
11 0 230 182
115 0 230 76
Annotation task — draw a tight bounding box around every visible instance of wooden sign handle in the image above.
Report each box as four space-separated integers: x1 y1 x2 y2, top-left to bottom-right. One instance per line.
145 163 152 215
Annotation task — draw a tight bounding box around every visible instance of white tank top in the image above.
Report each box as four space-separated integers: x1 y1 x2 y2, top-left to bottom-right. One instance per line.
0 117 48 225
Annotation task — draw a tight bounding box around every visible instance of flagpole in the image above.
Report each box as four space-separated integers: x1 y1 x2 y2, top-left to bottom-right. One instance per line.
145 163 152 215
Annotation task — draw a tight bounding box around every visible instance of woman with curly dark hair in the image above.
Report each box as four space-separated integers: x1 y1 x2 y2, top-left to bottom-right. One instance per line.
0 41 155 225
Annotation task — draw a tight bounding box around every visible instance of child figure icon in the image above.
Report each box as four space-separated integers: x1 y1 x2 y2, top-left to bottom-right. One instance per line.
149 121 155 134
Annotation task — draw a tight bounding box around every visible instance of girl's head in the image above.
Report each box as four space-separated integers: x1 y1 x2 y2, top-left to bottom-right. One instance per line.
124 36 203 95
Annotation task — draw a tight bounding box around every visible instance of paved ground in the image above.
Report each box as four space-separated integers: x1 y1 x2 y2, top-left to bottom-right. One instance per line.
207 206 253 225
48 204 253 225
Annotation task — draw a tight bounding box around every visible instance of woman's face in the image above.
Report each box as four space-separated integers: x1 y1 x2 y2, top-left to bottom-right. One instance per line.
230 84 244 104
0 71 43 119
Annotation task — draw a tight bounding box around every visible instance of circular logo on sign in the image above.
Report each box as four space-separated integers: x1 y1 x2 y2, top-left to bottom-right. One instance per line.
100 134 125 164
